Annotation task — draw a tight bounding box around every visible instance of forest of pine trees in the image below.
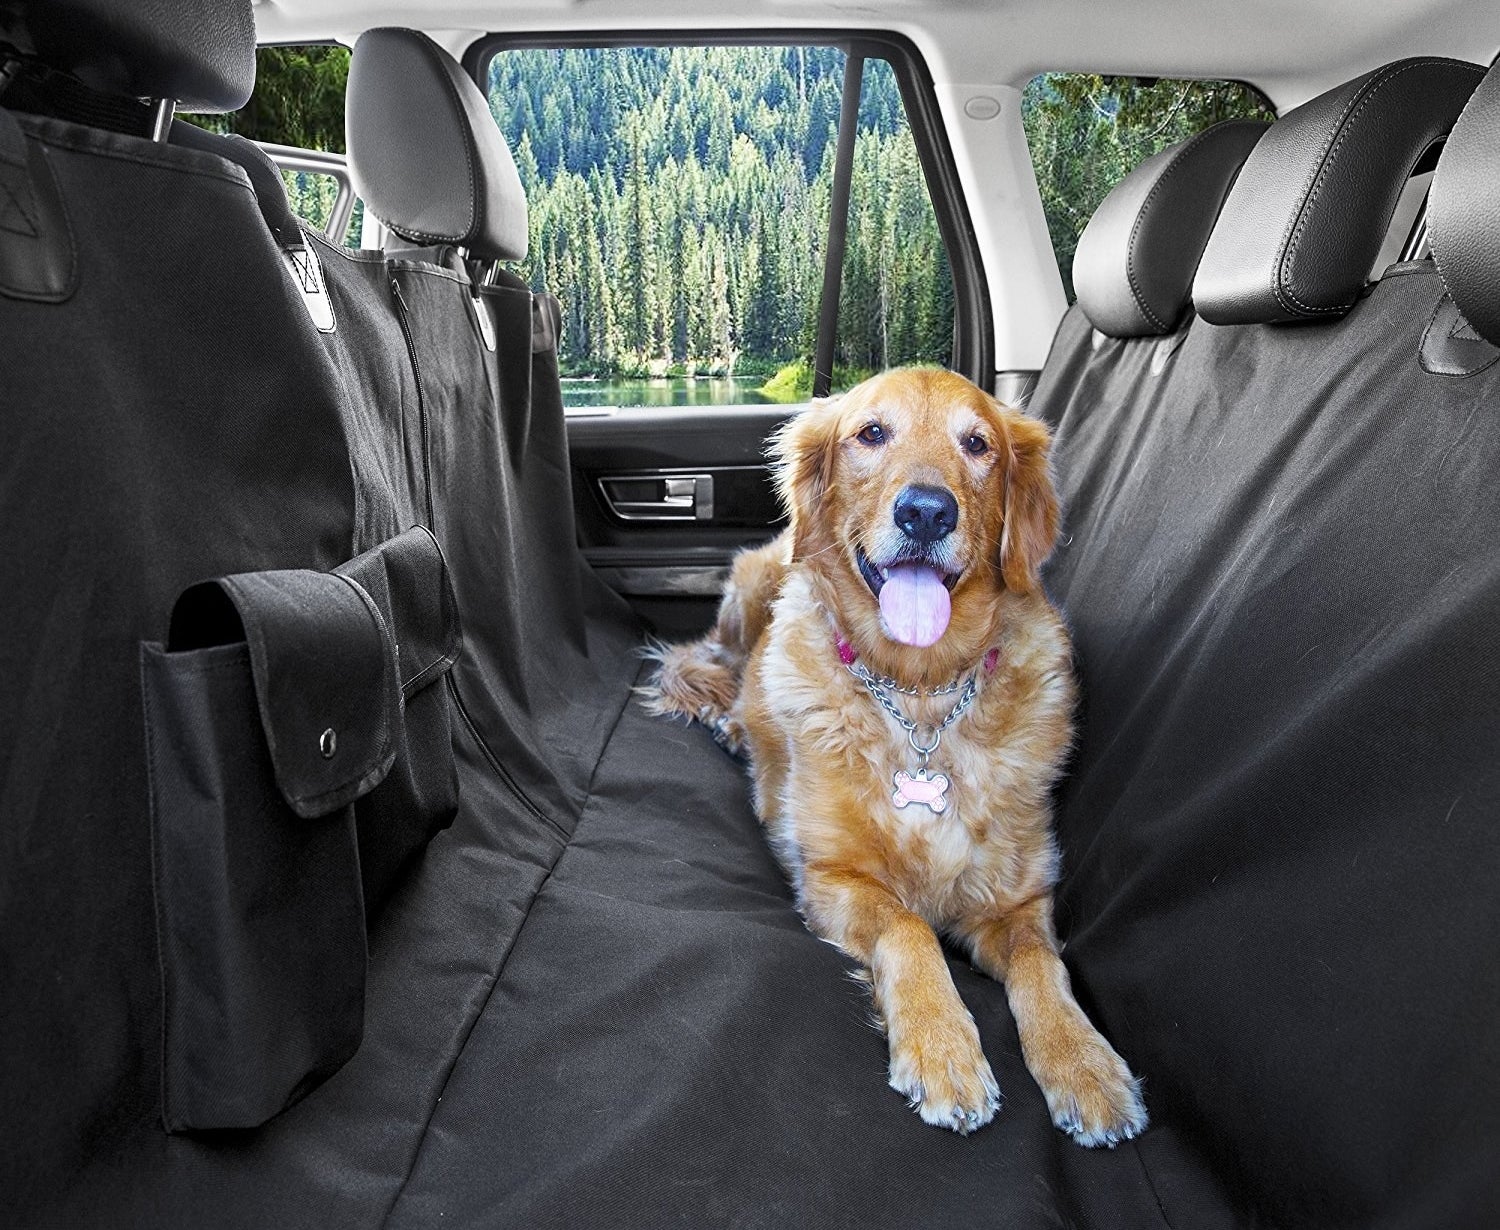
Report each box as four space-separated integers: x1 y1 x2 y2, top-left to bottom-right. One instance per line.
196 44 1276 392
487 47 954 384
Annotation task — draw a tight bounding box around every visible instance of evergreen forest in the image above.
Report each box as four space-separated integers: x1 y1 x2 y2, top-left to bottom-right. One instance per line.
485 47 951 386
199 44 1275 393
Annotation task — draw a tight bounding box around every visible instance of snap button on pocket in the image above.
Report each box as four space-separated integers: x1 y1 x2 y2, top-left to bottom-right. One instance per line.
320 728 337 759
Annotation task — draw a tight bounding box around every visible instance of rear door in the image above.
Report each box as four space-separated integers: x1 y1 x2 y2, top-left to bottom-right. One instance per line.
471 36 993 635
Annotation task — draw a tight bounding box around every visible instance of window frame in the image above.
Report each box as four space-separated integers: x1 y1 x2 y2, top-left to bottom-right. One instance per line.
257 141 360 244
462 28 994 394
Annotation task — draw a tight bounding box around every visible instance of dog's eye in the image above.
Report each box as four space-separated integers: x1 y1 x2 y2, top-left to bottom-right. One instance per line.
857 423 887 446
963 434 989 456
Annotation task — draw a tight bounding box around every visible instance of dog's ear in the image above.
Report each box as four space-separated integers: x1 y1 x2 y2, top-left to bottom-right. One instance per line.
999 409 1060 594
771 398 841 561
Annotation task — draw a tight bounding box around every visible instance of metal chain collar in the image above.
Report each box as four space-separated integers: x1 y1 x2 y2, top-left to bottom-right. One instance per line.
845 660 980 766
852 666 964 697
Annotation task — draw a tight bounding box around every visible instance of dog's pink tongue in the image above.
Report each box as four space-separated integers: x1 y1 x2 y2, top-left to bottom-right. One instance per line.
878 563 951 647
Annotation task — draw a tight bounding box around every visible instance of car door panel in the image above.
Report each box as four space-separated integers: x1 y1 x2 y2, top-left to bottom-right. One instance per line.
567 405 793 634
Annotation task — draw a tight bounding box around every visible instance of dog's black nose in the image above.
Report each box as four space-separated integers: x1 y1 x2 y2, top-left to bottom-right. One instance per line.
893 484 958 544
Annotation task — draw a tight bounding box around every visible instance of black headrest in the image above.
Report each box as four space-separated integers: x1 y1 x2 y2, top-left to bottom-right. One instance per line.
1072 120 1267 338
1194 58 1484 325
3 0 255 111
346 28 528 262
1428 58 1500 345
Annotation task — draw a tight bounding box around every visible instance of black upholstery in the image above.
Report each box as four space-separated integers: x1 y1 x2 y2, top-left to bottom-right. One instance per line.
1194 57 1483 324
1072 119 1266 337
3 0 255 110
170 120 305 250
0 110 361 1207
346 28 528 260
1429 56 1500 345
1035 269 1500 1224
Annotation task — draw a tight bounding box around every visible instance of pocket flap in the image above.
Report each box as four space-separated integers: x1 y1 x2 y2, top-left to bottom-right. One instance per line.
335 525 461 698
169 570 400 818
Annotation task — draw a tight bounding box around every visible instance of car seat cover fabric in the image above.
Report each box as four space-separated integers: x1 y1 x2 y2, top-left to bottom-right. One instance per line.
8 45 1500 1230
1031 283 1500 1225
0 112 358 1217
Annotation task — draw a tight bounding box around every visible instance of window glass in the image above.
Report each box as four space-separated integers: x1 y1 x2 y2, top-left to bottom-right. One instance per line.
486 45 955 408
1021 74 1275 300
277 168 341 232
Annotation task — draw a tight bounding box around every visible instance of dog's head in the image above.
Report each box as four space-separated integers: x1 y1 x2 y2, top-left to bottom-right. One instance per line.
772 367 1058 655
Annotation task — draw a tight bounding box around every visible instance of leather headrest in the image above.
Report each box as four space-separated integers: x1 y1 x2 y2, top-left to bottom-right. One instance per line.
1428 57 1500 345
1194 58 1484 326
5 0 256 112
346 28 528 262
1072 120 1267 338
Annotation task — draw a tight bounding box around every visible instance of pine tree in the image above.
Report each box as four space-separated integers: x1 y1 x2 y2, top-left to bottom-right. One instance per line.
621 114 658 365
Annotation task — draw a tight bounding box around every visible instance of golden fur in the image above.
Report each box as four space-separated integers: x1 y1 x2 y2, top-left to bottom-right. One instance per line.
642 367 1145 1143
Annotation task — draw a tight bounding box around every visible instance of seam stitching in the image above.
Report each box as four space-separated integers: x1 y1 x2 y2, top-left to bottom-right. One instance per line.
377 667 640 1228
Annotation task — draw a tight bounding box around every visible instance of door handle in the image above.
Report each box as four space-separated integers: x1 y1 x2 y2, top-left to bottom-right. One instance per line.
597 472 715 521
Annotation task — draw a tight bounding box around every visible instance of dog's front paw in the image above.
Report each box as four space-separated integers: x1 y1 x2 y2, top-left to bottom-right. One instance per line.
887 1009 1002 1135
1033 1030 1147 1148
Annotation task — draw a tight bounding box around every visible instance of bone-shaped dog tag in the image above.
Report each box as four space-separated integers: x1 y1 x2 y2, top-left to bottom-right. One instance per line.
892 768 950 814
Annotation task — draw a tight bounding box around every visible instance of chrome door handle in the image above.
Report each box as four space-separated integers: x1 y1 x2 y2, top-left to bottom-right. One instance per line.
598 472 715 521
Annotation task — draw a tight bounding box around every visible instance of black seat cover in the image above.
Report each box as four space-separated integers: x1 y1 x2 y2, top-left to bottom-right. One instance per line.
1030 59 1500 1227
7 26 1500 1230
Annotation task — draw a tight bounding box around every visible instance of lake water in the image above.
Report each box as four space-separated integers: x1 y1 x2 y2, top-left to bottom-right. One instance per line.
559 375 779 409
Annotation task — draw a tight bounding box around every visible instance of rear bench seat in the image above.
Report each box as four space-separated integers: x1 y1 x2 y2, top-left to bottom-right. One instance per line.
3 2 1499 1225
1036 56 1498 1226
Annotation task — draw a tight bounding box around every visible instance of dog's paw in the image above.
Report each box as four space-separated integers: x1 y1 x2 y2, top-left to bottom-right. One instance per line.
1034 1032 1147 1148
887 1011 1002 1135
703 709 748 759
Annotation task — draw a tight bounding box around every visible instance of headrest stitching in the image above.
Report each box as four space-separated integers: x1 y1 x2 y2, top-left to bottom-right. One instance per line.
404 32 477 247
1276 59 1446 317
1124 125 1231 334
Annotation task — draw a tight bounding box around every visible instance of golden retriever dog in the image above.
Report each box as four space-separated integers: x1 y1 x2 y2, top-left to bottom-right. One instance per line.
642 367 1145 1144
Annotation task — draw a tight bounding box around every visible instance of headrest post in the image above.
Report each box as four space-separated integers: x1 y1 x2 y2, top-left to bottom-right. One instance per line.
150 99 175 144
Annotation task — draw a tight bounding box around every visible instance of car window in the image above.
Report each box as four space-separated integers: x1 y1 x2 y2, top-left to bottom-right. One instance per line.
182 46 368 248
1021 74 1276 301
485 44 957 408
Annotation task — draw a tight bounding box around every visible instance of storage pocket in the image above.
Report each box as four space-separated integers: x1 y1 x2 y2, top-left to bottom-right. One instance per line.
144 567 401 1132
335 526 462 915
142 529 462 1131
